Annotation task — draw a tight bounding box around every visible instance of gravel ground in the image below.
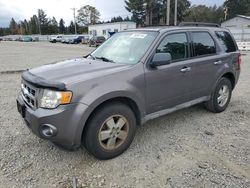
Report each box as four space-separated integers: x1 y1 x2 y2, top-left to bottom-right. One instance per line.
0 41 249 188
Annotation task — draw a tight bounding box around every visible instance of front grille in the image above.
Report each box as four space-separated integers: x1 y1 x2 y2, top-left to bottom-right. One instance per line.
21 82 38 109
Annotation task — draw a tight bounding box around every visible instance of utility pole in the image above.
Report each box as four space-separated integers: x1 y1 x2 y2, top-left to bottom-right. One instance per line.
224 7 228 20
166 0 170 25
174 0 178 26
71 8 77 35
224 0 229 20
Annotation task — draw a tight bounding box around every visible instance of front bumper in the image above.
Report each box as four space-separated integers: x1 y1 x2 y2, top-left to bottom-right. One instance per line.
16 93 89 150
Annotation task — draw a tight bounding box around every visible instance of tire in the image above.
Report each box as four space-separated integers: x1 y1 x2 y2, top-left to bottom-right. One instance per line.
83 103 137 160
205 77 232 113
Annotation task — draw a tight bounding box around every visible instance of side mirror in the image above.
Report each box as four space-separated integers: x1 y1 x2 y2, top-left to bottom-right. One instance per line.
150 53 172 67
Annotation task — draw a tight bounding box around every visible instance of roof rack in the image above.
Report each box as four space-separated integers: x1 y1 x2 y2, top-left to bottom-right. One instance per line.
179 22 220 28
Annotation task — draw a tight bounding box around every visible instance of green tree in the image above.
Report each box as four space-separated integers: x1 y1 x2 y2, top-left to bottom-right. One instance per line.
59 19 66 34
169 0 191 24
125 0 146 26
0 28 10 36
19 19 29 35
23 19 29 34
29 15 39 34
224 0 250 20
77 5 101 25
111 16 124 22
38 9 50 34
184 5 224 24
9 18 18 35
50 17 59 34
68 21 76 34
124 16 131 21
125 0 191 26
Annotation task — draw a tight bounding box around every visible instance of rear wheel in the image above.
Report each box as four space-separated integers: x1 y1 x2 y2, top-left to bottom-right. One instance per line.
83 103 137 160
205 77 232 113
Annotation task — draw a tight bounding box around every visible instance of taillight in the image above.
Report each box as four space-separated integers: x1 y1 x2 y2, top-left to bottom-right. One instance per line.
236 54 241 70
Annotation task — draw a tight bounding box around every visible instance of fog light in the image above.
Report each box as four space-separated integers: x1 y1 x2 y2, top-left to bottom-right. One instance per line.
40 124 57 138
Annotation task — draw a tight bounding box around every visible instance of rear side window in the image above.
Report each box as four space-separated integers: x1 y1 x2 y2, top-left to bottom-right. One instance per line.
215 31 237 53
156 33 189 61
192 32 216 57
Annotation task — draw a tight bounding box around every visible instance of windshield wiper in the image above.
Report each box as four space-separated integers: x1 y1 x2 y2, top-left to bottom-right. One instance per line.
95 56 115 63
88 54 96 60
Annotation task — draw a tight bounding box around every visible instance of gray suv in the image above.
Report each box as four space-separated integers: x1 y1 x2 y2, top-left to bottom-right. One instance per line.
17 23 241 159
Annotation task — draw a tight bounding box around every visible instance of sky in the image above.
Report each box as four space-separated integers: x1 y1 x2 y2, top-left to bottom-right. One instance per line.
0 0 224 27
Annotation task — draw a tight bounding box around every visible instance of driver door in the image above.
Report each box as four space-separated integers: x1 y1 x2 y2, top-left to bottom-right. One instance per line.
145 32 194 114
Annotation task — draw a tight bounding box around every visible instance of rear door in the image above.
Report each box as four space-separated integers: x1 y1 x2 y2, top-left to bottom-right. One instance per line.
186 31 226 100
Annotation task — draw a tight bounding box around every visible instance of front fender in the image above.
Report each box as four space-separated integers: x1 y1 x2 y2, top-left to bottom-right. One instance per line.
71 81 146 146
79 81 146 115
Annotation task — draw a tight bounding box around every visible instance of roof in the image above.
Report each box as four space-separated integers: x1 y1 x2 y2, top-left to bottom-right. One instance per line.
88 21 136 27
221 15 250 24
236 15 250 20
127 25 227 33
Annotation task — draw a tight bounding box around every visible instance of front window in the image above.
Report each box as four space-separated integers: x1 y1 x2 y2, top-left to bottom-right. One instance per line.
89 31 158 64
156 33 189 61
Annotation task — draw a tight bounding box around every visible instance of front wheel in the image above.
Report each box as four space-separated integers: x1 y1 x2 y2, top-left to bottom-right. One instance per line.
205 77 232 113
83 103 137 160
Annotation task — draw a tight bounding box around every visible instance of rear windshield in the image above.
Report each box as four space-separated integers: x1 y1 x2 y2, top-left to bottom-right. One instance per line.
215 31 237 53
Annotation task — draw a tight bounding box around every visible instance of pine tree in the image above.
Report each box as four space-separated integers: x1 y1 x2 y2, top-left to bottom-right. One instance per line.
9 18 18 35
125 0 146 26
59 19 66 34
29 15 39 34
50 17 59 34
38 9 50 34
68 21 76 34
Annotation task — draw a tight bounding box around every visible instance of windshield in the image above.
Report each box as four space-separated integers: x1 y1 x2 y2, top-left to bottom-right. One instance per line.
90 31 158 64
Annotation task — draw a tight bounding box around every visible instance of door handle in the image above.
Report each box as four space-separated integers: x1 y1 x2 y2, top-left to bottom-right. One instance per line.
214 60 223 65
180 67 191 73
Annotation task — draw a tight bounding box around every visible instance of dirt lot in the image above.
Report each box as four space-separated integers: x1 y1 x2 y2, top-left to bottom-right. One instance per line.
0 41 249 188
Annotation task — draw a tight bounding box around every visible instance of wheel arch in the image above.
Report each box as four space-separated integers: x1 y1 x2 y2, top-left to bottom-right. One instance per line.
222 72 236 89
80 96 142 143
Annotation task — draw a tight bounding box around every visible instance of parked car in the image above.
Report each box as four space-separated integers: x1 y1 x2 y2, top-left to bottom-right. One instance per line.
61 36 75 44
17 23 241 160
21 36 33 42
68 36 85 44
32 36 39 42
89 36 106 47
81 36 90 44
49 35 63 43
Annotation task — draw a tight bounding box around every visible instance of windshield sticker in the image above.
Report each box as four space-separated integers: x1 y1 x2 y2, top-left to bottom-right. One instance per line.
130 33 147 39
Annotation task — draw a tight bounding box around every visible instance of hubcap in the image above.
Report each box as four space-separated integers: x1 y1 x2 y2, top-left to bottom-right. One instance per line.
98 115 129 150
217 85 230 107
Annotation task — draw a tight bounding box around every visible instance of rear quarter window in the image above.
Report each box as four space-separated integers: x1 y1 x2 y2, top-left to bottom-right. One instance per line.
215 31 237 53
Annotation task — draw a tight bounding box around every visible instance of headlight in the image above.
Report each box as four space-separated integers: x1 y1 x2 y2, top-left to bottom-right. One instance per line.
39 89 72 109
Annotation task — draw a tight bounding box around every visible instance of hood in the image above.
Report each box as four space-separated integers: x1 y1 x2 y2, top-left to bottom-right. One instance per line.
27 58 131 87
